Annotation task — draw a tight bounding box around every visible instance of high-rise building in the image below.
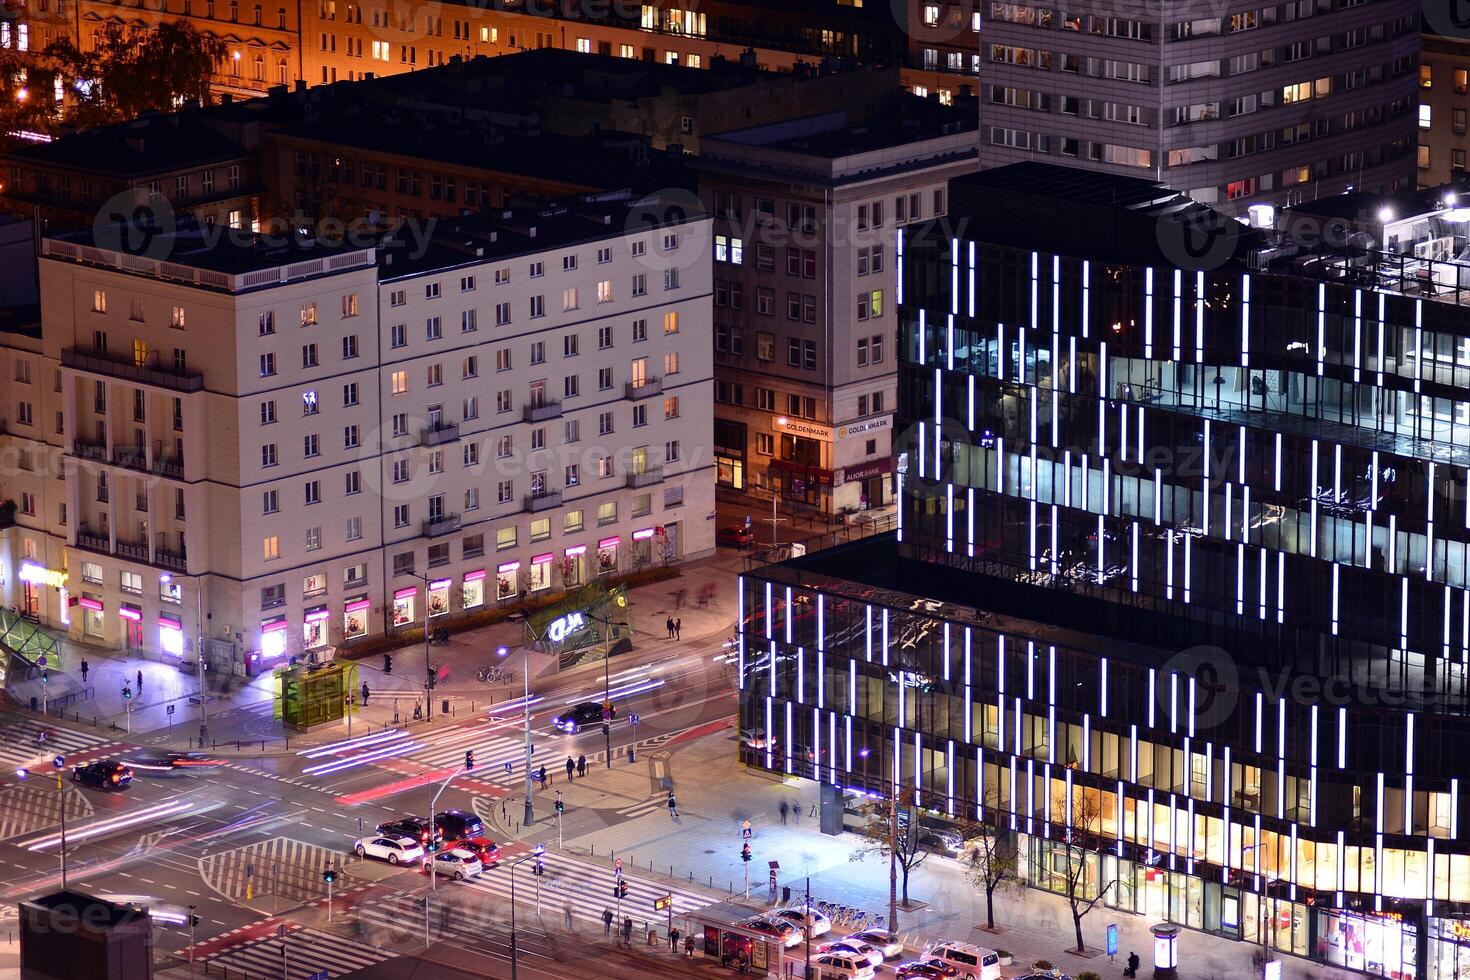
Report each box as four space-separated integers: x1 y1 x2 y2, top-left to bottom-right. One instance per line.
738 163 1470 977
973 0 1421 212
0 197 712 667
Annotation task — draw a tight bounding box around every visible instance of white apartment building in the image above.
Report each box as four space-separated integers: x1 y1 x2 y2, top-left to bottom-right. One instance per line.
0 200 714 670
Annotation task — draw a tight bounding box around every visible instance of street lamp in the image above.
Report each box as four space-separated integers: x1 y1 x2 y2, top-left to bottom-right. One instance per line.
405 570 440 714
583 603 629 770
507 850 540 980
498 637 535 828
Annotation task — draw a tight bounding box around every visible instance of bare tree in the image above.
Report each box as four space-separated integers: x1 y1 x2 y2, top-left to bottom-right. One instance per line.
849 796 928 906
961 799 1018 930
1053 790 1115 953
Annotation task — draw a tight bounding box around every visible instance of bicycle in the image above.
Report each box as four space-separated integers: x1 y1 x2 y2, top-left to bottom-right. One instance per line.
476 665 508 683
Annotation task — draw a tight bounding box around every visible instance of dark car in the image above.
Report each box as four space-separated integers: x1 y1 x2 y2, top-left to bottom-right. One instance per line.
72 760 133 791
377 817 437 846
118 751 223 776
716 525 755 548
896 962 953 980
449 836 501 867
434 808 484 840
554 701 613 733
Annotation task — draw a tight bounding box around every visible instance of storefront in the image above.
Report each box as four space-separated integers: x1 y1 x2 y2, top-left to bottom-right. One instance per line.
715 418 746 490
462 570 486 610
1320 910 1418 980
496 561 519 600
118 603 143 650
427 578 451 617
392 587 417 627
563 545 585 587
79 595 103 638
344 597 370 639
529 554 554 593
157 614 184 656
16 561 62 619
632 527 656 566
768 458 834 508
259 616 289 661
1429 918 1470 980
303 606 329 649
838 458 893 509
597 536 619 575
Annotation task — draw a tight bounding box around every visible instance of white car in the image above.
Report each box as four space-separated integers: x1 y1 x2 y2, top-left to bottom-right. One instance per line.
846 931 904 959
421 848 483 881
353 835 425 866
774 906 832 937
818 940 883 969
809 952 876 980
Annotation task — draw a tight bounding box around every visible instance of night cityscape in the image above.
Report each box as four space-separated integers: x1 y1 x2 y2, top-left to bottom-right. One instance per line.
0 1 1460 978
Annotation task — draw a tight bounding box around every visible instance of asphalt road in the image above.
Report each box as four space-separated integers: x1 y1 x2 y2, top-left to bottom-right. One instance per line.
0 632 740 979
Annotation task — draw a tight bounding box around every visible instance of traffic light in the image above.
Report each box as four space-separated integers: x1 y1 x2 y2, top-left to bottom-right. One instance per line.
323 865 336 885
383 654 393 674
617 880 629 899
741 843 752 863
554 798 564 814
189 913 201 927
465 750 474 770
427 667 437 690
532 844 545 876
122 685 132 701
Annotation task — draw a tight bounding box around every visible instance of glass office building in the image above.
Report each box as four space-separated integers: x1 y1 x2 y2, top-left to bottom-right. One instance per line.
737 163 1470 979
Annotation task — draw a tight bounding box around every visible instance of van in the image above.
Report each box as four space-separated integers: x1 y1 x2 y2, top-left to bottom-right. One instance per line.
923 942 1001 980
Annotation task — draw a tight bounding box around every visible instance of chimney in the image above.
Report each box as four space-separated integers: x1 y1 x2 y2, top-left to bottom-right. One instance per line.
295 79 307 92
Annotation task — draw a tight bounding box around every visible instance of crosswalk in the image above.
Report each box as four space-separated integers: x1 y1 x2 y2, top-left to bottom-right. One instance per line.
201 925 395 978
0 719 120 774
200 836 355 903
0 784 92 839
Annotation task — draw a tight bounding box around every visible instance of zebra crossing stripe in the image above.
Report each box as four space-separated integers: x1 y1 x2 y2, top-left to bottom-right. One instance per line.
0 723 117 772
615 797 666 818
200 836 355 903
202 925 393 977
449 850 711 923
0 785 93 840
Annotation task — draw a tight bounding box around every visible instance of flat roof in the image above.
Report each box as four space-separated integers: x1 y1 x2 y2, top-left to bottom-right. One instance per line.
705 97 977 160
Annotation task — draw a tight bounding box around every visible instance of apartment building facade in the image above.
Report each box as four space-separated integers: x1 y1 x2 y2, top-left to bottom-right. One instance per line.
739 163 1470 980
696 101 977 513
1417 33 1470 186
971 0 1420 213
0 199 713 668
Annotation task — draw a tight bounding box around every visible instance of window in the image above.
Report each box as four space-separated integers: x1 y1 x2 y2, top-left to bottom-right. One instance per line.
664 396 679 419
632 493 652 517
597 280 613 304
425 282 441 299
871 334 884 362
497 526 517 550
663 269 679 290
258 311 274 335
599 367 613 390
757 333 775 362
426 316 443 340
305 480 321 504
391 370 408 395
663 311 679 334
462 309 478 332
495 302 511 326
304 433 320 457
665 440 681 462
633 404 648 427
563 287 579 311
302 302 319 326
1421 104 1433 129
464 442 479 466
598 501 617 525
390 324 406 348
663 351 680 376
631 274 647 297
343 382 359 406
393 413 408 435
564 375 580 398
598 326 614 349
530 295 545 318
394 504 410 528
260 400 277 425
262 443 278 466
263 536 280 560
858 338 870 366
529 261 544 278
600 411 615 435
564 334 580 357
393 459 409 484
756 432 774 455
341 294 358 318
342 335 359 358
302 343 319 368
788 337 802 367
632 319 648 342
344 424 360 448
259 353 276 377
497 480 514 503
564 464 580 486
263 489 279 514
426 363 442 386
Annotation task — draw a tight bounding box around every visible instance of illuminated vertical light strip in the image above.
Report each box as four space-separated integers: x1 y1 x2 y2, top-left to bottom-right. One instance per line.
893 727 901 789
769 640 777 697
737 578 746 688
1082 260 1091 338
946 315 955 371
1376 293 1385 386
1064 451 1073 508
946 740 955 816
765 695 774 770
1241 272 1251 367
998 437 1005 494
1168 673 1179 734
1082 715 1091 770
1172 267 1182 360
1099 340 1107 402
1276 698 1287 818
1121 403 1130 463
829 712 837 783
913 730 922 795
1242 484 1251 543
1100 657 1109 717
1203 419 1213 534
1166 530 1175 600
1137 406 1145 463
967 487 975 558
784 587 793 645
1147 669 1157 729
1331 564 1340 635
1309 440 1319 557
1353 289 1362 382
1274 433 1282 492
1401 577 1410 651
1130 725 1139 780
844 715 852 773
967 374 975 431
1097 514 1106 582
1310 704 1319 825
1009 758 1018 830
764 582 773 640
1132 523 1140 593
953 240 961 317
1069 337 1077 394
847 652 857 712
918 421 926 479
919 308 926 365
943 623 952 682
1029 251 1037 328
881 608 890 667
1027 641 1036 701
1405 712 1416 833
1116 782 1125 855
1259 548 1268 620
796 646 804 704
997 323 1005 381
1375 771 1385 912
1276 552 1285 623
812 707 820 779
1315 283 1326 376
968 241 976 317
1389 513 1398 571
896 228 904 305
1155 469 1162 525
1052 255 1060 333
865 604 873 662
1414 300 1423 393
976 747 985 820
1372 451 1381 511
1188 676 1197 738
1029 499 1038 570
1225 484 1233 542
1194 270 1205 362
934 369 944 477
1052 337 1061 447
1338 706 1348 768
1253 692 1264 754
946 482 954 553
1025 756 1034 835
1144 266 1154 358
963 628 973 743
1335 443 1343 503
817 649 826 709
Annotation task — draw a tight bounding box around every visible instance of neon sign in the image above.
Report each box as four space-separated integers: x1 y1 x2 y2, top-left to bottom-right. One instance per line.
19 562 67 589
547 611 586 643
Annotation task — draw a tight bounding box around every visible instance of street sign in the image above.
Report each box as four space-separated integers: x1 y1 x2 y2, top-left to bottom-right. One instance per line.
741 819 752 840
307 972 328 980
628 712 640 726
1264 962 1282 980
1106 924 1119 957
653 894 672 912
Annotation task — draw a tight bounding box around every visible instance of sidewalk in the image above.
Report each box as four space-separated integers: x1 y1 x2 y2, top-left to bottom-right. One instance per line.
501 731 1363 980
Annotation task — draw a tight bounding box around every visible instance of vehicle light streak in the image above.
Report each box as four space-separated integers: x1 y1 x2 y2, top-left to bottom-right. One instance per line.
297 729 410 758
301 741 422 777
22 798 197 851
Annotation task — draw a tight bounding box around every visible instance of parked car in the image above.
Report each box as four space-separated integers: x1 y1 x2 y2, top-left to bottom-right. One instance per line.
744 917 803 948
917 828 964 854
72 760 132 791
716 525 755 548
847 931 904 959
420 848 483 881
774 906 832 938
353 835 424 866
554 701 612 733
816 939 883 968
895 962 954 980
433 808 484 840
808 952 876 980
741 729 777 750
449 837 501 867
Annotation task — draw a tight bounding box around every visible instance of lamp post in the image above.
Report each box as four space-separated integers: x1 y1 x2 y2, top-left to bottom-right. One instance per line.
405 571 439 715
508 851 538 980
583 593 630 770
499 631 536 828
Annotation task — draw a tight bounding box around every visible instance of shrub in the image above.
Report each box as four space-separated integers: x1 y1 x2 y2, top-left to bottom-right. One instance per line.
1078 972 1102 980
1032 960 1054 971
995 950 1012 959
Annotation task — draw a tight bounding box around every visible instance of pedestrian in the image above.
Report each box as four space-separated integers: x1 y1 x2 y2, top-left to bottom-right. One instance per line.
538 765 548 786
778 801 789 824
565 756 576 781
670 925 681 950
674 618 682 640
665 616 675 639
685 934 696 958
439 903 450 932
791 800 800 824
414 698 423 720
622 917 633 947
79 659 89 683
576 754 587 777
501 798 508 823
564 901 573 930
602 907 613 936
136 669 143 692
361 682 370 706
667 790 678 817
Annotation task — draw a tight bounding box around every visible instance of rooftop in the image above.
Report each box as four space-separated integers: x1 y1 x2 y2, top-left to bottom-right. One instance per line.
5 110 251 178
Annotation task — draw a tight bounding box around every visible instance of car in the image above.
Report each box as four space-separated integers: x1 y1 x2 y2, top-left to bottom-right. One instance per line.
717 525 755 548
847 931 904 959
449 836 501 867
433 808 484 840
553 701 613 733
117 751 223 775
420 848 483 881
923 942 1002 980
744 917 803 948
72 760 132 791
895 962 953 980
917 828 964 854
775 907 832 938
741 729 777 750
353 835 424 866
816 940 882 968
808 952 875 980
376 817 437 847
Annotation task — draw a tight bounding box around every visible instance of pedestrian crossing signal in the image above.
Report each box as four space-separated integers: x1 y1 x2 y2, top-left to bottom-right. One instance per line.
554 798 564 814
323 866 336 884
615 880 629 899
465 750 474 770
741 844 752 862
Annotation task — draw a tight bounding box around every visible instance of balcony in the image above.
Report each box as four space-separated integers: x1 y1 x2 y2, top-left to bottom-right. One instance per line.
423 513 462 537
75 527 109 555
525 490 563 512
62 347 204 393
115 539 149 563
154 547 187 573
420 422 460 447
523 400 563 423
626 466 664 489
625 377 663 400
71 439 108 462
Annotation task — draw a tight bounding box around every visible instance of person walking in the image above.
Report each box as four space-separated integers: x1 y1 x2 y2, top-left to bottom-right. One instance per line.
576 754 587 777
670 926 681 951
79 659 89 683
361 682 370 706
564 901 573 930
136 669 144 693
565 756 576 781
778 801 789 824
667 790 678 817
538 764 548 786
602 907 614 936
675 588 686 609
684 935 696 959
791 799 800 824
674 618 682 640
622 917 633 947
